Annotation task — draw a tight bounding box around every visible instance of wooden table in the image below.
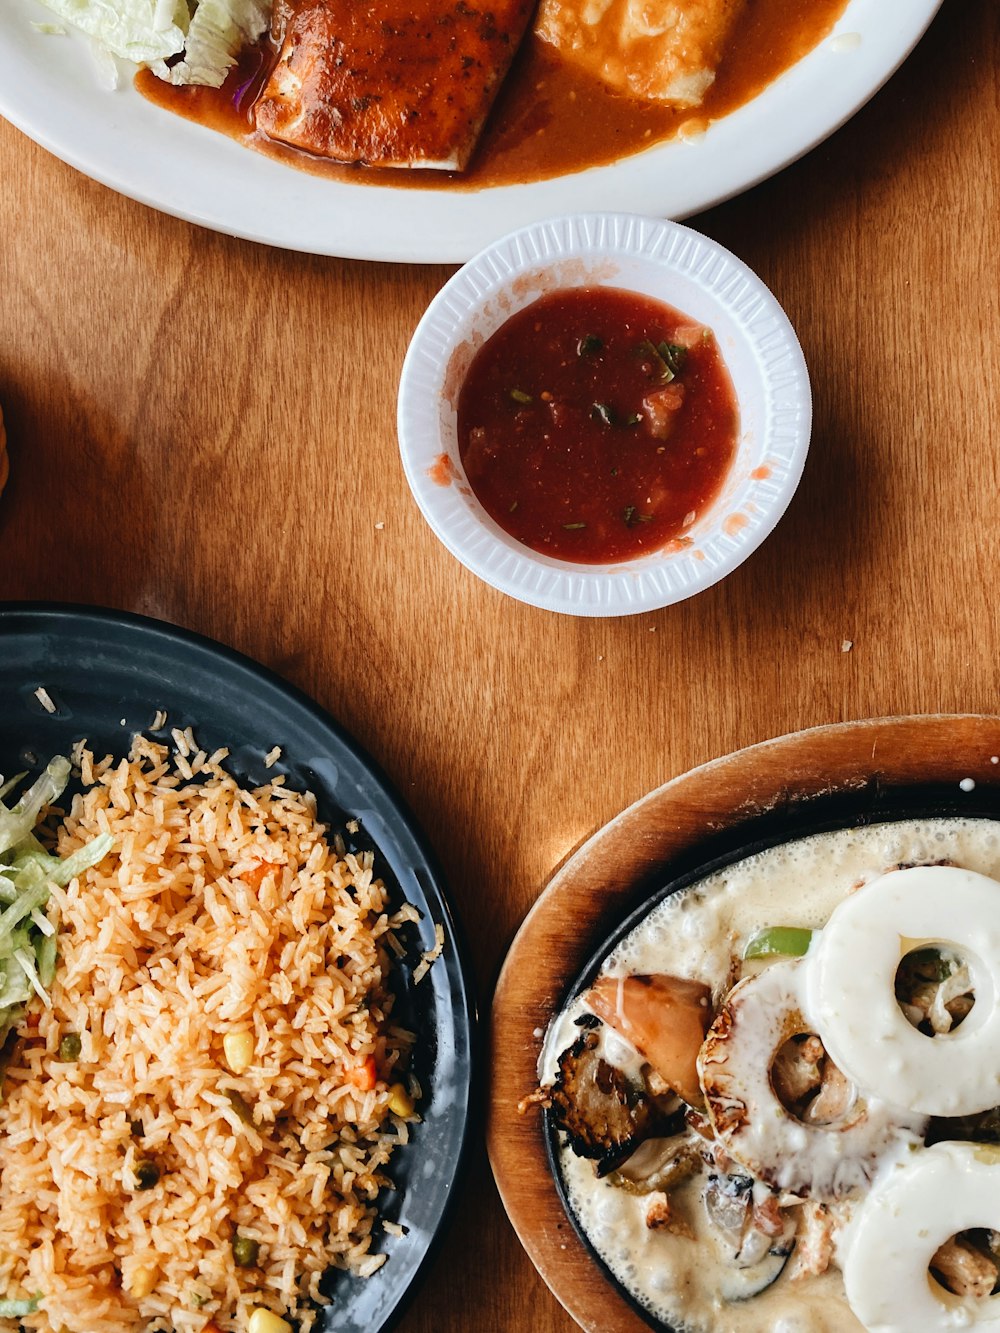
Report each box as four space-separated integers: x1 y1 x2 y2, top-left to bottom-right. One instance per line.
0 0 993 1326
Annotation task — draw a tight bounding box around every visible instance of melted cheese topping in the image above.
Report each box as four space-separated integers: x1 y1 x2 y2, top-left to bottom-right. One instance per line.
808 866 1000 1118
551 816 1000 1333
535 0 745 104
699 959 926 1197
844 1144 1000 1332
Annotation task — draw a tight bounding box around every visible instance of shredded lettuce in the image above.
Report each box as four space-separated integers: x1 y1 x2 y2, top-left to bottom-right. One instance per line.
36 0 270 87
88 33 123 90
13 834 114 889
0 760 113 1051
34 0 188 63
0 757 70 856
0 1293 42 1317
151 0 270 88
0 773 26 802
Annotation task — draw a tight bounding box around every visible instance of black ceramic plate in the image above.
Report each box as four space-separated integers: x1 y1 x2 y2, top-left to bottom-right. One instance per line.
0 601 476 1333
545 780 1000 1333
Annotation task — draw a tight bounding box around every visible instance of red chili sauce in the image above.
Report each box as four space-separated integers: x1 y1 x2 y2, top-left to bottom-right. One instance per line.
457 288 739 564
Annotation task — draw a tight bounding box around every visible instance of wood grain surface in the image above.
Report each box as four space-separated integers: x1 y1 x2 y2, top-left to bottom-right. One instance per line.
0 0 996 1327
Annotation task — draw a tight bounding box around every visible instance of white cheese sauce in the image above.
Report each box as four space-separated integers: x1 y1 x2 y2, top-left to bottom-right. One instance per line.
549 816 1000 1333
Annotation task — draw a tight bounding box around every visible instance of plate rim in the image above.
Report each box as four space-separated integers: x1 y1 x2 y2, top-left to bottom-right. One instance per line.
0 598 479 1333
487 714 1000 1332
0 0 945 262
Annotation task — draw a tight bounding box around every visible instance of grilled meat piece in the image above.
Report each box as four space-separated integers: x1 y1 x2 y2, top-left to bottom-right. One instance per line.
788 1201 836 1281
550 1031 662 1174
931 1235 999 1300
644 1190 693 1235
803 1060 853 1126
770 1034 824 1109
256 0 535 170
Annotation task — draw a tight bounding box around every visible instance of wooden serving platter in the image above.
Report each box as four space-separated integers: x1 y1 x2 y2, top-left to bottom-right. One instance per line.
487 714 1000 1332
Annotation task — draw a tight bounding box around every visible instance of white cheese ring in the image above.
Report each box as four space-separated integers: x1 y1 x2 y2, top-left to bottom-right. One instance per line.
844 1142 1000 1333
698 960 925 1198
807 865 1000 1117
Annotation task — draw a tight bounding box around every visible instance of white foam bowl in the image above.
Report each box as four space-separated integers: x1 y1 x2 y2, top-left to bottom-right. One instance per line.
397 212 811 617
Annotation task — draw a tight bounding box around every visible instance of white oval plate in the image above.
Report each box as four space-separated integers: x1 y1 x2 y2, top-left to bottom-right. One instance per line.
0 0 941 263
397 213 811 617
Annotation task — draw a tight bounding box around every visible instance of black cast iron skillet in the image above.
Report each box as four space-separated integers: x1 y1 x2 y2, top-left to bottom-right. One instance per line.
545 779 1000 1331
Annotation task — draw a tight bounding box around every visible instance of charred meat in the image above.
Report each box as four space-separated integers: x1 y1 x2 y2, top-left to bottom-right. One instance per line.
549 1030 664 1174
256 0 535 170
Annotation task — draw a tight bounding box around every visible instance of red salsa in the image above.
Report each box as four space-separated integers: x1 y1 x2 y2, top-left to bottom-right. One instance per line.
457 287 739 564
